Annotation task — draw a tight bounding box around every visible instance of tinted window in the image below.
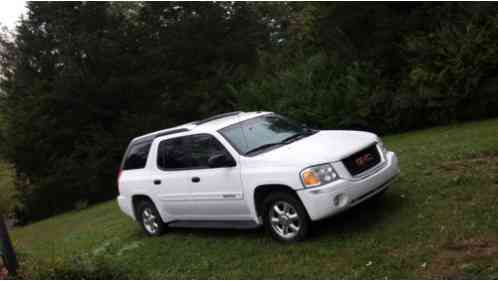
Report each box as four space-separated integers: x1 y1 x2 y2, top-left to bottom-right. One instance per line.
157 134 232 170
157 136 191 169
191 134 231 168
122 141 152 170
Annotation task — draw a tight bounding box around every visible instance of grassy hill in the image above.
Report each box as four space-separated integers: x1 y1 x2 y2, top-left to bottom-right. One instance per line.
9 118 498 279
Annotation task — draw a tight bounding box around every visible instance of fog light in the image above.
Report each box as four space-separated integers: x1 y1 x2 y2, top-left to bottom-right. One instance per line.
333 194 348 207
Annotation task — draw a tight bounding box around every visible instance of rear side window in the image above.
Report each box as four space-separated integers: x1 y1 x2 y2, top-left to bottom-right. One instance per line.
122 141 152 170
157 136 191 170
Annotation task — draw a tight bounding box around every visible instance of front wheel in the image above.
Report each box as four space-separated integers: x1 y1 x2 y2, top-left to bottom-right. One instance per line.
263 192 310 242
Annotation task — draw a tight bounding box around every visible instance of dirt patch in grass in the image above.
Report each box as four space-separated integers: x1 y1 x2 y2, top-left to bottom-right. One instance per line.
438 152 498 195
421 236 498 279
438 152 498 174
444 237 497 259
423 151 498 278
436 151 498 204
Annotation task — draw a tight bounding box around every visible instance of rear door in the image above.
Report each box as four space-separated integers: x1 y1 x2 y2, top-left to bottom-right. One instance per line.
151 136 196 218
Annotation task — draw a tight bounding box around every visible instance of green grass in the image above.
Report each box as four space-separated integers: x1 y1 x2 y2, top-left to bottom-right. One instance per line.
9 118 498 279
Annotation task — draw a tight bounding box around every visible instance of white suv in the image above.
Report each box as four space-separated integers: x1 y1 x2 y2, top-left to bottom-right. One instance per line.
117 111 399 242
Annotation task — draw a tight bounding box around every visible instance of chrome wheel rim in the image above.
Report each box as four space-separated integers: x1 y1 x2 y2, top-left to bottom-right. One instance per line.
269 201 301 239
142 207 159 234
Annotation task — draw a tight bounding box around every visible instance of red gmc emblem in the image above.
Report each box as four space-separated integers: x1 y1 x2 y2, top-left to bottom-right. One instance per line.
355 153 373 167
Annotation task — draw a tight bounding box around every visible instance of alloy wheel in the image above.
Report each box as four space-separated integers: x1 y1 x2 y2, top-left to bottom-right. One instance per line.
269 201 301 239
142 207 159 235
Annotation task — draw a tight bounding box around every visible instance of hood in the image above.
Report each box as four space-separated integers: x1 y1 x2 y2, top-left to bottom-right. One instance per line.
251 130 378 166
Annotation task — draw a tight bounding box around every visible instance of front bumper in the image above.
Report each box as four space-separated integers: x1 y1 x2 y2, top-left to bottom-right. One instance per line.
297 151 400 221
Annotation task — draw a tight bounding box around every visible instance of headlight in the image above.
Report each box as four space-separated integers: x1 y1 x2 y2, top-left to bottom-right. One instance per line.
300 163 338 188
377 139 388 155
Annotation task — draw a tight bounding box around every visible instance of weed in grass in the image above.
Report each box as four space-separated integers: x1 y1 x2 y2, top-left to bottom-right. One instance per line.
16 252 131 279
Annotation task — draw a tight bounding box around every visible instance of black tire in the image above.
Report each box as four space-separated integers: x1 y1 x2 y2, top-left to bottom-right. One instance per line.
262 192 310 242
136 200 166 236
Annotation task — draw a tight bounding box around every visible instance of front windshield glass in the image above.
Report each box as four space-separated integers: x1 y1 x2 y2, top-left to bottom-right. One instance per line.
219 114 309 156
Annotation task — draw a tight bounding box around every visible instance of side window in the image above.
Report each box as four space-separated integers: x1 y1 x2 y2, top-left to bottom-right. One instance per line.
157 136 191 170
191 134 232 168
157 134 233 170
122 141 152 170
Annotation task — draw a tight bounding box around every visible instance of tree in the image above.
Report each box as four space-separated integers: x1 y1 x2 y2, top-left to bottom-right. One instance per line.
2 2 498 222
2 2 272 222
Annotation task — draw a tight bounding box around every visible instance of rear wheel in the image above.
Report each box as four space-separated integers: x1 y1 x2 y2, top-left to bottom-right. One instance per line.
263 192 310 242
137 200 166 236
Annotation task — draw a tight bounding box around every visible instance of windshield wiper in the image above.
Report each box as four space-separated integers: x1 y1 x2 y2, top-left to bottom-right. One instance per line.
281 129 317 144
281 132 307 144
244 142 286 156
245 130 318 156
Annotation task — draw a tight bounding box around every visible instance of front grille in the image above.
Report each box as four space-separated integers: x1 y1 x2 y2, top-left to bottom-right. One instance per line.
342 144 381 176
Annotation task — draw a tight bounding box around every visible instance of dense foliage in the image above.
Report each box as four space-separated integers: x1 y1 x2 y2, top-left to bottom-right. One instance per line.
0 2 497 222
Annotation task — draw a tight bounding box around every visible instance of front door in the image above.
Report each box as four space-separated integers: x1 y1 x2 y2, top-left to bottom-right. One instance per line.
188 134 250 220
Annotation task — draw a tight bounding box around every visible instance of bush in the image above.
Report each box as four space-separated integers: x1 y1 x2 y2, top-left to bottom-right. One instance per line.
231 54 387 132
0 161 16 216
398 6 498 128
232 7 498 134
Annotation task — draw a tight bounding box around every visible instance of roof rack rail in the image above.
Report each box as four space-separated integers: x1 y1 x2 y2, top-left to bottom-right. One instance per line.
195 111 241 125
155 128 189 138
131 128 189 145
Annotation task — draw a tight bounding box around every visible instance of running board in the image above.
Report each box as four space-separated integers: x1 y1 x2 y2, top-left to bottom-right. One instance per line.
167 220 260 230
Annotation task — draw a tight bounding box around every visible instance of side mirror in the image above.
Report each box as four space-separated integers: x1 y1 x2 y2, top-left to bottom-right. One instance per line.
208 153 236 168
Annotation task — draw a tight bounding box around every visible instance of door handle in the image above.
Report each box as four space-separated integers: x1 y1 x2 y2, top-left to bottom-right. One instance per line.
153 179 162 185
191 177 200 183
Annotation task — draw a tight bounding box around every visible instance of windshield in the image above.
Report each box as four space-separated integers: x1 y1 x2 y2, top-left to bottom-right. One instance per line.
219 114 313 156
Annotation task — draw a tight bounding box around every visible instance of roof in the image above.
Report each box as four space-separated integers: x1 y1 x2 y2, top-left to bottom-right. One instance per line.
130 111 270 145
